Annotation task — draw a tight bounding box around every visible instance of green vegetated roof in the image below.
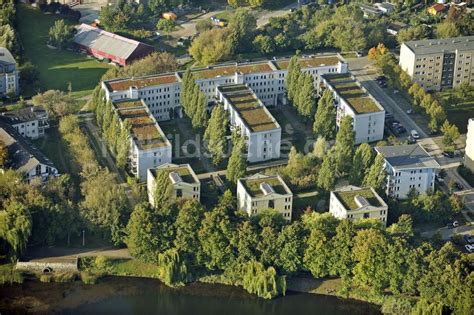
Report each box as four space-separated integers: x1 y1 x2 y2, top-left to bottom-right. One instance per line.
335 188 381 210
220 85 278 132
117 107 167 150
242 176 289 198
113 99 143 109
153 165 197 184
275 56 341 70
325 74 382 114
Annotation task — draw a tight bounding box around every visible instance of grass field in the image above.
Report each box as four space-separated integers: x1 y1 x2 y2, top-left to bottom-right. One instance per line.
17 5 111 98
437 88 474 133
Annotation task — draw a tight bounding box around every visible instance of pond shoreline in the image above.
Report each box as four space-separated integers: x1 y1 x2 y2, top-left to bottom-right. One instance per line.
0 275 380 314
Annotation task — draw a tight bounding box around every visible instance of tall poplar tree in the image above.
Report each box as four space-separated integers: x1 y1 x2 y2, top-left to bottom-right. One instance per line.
227 132 247 184
313 89 336 140
204 105 228 165
334 116 355 174
349 143 375 186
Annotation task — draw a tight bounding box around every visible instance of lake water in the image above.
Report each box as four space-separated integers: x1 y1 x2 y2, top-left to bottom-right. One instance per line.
65 278 381 315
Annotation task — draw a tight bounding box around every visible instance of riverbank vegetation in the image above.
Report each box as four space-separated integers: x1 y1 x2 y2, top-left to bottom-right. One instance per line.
122 188 472 312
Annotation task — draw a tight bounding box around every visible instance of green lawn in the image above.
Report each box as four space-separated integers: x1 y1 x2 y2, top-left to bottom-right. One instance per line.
437 88 474 133
17 5 111 98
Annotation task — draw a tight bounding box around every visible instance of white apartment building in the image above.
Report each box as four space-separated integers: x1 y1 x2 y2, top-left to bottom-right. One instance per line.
399 36 474 91
216 84 281 163
237 173 293 221
465 118 474 172
319 73 385 144
0 106 49 140
113 99 172 181
101 54 348 123
147 163 200 207
375 144 439 199
0 47 19 97
0 123 58 183
330 185 389 226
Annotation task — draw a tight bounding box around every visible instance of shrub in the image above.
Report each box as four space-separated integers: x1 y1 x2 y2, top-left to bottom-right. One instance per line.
54 272 77 283
0 267 24 285
80 272 100 284
94 255 110 271
39 274 52 283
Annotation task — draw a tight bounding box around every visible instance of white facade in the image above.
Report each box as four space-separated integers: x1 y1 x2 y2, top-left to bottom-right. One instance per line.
216 84 281 163
375 144 439 199
464 118 474 172
330 185 388 226
320 74 385 144
0 47 19 97
237 173 293 221
102 55 349 124
0 125 58 183
113 100 172 181
1 106 49 140
399 36 474 91
147 163 200 207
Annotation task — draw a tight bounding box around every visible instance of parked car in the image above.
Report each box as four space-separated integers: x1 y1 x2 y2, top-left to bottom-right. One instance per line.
464 234 474 244
355 51 363 57
454 182 464 191
407 135 416 144
435 175 444 184
438 169 446 178
376 75 386 81
406 109 413 114
396 125 407 133
379 81 387 88
443 151 455 158
447 221 459 229
393 89 399 94
411 130 420 139
465 244 474 253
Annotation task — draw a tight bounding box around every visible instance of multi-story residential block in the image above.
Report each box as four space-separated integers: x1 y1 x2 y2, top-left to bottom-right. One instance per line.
464 118 474 172
0 47 19 97
0 106 49 140
330 185 388 226
319 73 385 144
0 122 58 183
216 84 281 163
147 163 200 207
375 144 439 199
113 99 172 181
399 36 474 91
101 54 348 123
237 173 293 221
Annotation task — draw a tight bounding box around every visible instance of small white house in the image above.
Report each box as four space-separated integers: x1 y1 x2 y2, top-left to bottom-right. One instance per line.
113 99 172 181
319 73 385 144
1 106 49 140
216 84 281 163
147 163 200 207
237 173 293 221
0 124 58 183
375 144 439 199
330 185 388 226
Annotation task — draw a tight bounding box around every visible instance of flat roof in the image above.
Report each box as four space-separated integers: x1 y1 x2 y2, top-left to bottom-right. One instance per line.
240 174 291 198
274 56 341 70
403 36 474 55
105 74 178 92
324 73 383 114
218 84 278 132
113 99 144 109
334 186 382 211
116 106 168 150
375 144 439 169
151 163 199 184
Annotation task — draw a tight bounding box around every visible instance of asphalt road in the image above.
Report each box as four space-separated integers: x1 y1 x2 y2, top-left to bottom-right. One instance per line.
347 57 474 240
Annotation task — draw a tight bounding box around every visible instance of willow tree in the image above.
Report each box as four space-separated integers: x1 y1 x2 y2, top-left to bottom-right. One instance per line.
242 260 286 299
158 248 189 287
0 201 32 261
